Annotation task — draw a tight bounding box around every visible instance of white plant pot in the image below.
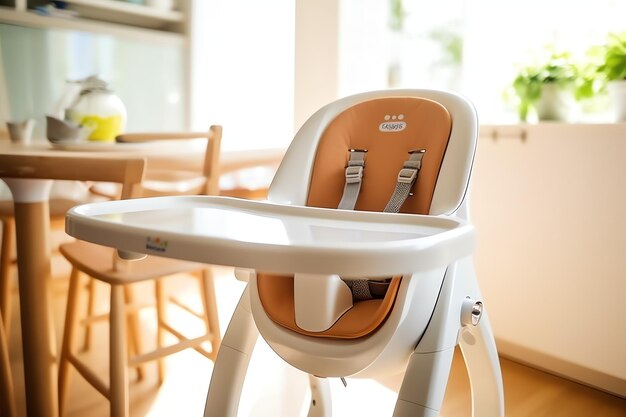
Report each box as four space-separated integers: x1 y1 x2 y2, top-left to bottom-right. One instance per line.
608 80 626 122
535 84 575 122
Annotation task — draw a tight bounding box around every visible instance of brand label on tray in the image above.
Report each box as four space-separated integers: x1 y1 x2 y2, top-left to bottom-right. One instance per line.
146 237 168 252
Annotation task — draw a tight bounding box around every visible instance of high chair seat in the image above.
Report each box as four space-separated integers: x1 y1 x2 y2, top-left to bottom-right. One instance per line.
257 274 402 339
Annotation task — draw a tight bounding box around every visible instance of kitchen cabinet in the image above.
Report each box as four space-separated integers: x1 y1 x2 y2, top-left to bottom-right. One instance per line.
471 122 626 397
0 0 194 128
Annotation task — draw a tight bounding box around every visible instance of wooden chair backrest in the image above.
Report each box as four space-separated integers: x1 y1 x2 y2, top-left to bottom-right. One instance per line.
116 125 222 195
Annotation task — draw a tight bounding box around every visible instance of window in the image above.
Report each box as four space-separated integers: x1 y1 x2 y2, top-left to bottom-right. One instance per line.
191 0 295 151
338 0 626 123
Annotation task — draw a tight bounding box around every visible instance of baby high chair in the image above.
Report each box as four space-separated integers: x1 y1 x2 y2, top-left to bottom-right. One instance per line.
64 89 504 417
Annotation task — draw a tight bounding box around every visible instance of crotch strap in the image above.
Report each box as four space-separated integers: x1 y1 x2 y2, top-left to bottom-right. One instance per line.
345 150 425 302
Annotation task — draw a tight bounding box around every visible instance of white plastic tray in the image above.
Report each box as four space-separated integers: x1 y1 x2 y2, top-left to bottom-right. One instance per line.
66 196 475 276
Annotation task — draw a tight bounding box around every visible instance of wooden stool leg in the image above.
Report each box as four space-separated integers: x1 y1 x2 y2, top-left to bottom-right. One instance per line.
81 278 96 352
58 268 82 417
123 285 144 381
199 268 221 360
110 284 129 417
155 279 166 384
0 218 15 334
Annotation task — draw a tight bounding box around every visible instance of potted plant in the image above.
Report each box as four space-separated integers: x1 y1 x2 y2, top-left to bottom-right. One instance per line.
596 32 626 121
511 51 580 122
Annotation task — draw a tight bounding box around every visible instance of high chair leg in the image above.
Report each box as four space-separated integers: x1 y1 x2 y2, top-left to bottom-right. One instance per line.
110 284 129 417
394 260 494 417
204 286 258 417
0 218 15 334
393 347 455 417
58 267 82 417
199 268 221 360
307 375 331 417
459 310 504 417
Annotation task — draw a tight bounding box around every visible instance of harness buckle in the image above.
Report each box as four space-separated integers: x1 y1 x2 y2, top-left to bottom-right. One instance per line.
345 165 364 183
397 167 417 184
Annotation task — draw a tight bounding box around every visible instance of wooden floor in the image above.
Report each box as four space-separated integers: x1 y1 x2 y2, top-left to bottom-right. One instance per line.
5 254 626 417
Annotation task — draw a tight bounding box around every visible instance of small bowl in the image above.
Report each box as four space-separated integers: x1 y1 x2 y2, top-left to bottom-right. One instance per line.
46 115 92 143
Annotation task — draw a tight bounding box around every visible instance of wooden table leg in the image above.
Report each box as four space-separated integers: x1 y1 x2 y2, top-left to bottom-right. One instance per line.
14 201 59 417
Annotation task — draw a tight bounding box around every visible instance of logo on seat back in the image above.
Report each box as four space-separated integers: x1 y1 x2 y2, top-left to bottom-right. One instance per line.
379 114 406 132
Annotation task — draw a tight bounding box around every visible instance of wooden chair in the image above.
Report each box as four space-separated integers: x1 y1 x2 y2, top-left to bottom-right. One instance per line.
58 126 223 417
117 126 221 196
80 126 222 353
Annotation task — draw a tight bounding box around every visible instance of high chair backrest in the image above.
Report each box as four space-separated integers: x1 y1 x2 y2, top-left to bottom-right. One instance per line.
268 89 477 216
255 90 478 341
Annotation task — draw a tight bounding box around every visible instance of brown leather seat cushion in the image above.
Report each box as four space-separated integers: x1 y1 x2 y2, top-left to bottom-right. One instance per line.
258 97 452 339
257 274 402 339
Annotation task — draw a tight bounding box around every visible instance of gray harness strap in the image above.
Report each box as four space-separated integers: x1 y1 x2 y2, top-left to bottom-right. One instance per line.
337 149 367 210
338 149 428 301
343 278 393 300
337 149 372 299
383 149 426 213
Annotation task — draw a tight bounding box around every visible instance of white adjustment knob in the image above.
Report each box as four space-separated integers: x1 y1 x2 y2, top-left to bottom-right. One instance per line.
461 298 483 326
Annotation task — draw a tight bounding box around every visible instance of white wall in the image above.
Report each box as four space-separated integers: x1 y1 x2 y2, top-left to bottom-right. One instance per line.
293 0 340 132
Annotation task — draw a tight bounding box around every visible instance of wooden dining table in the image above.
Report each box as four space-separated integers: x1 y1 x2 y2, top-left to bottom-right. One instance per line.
0 140 284 417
